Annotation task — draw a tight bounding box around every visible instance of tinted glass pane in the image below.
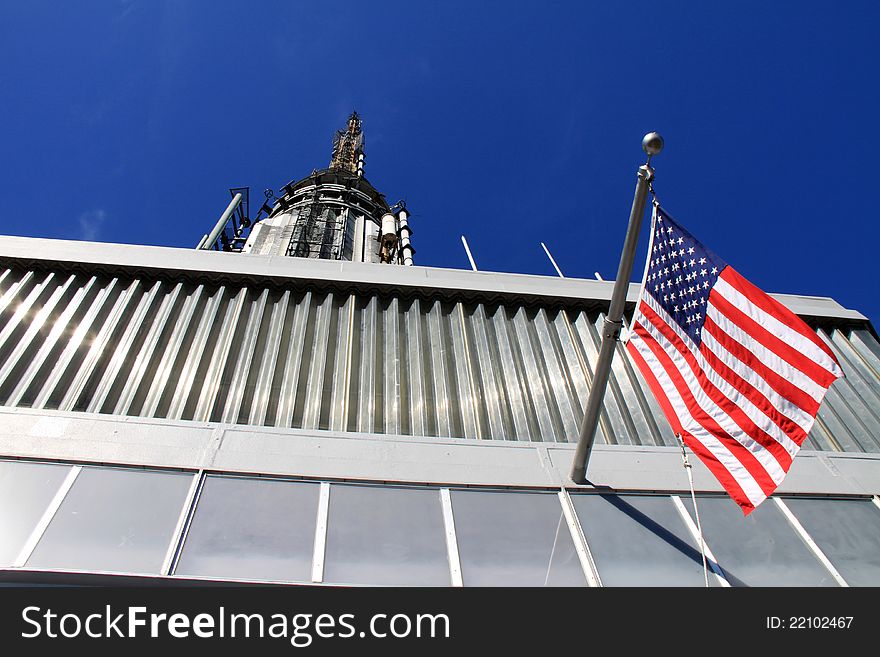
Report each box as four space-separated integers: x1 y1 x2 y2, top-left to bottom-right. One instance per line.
785 497 880 586
572 494 718 586
0 460 72 566
452 490 585 587
684 497 835 587
324 485 449 586
27 467 193 574
175 475 319 582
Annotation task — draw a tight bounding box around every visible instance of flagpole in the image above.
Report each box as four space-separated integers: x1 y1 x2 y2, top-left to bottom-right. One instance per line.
570 132 663 484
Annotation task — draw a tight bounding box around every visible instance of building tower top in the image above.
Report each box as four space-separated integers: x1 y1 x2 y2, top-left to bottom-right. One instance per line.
217 111 413 264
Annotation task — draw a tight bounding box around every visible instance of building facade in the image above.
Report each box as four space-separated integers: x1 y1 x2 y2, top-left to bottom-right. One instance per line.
0 116 878 586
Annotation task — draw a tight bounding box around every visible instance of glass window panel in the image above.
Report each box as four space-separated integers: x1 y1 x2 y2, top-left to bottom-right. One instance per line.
27 467 193 574
0 460 72 566
684 496 836 587
784 497 880 586
452 490 585 587
324 484 449 586
175 475 319 582
572 494 719 586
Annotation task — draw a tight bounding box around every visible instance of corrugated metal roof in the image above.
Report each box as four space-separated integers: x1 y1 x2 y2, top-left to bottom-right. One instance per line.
0 262 877 452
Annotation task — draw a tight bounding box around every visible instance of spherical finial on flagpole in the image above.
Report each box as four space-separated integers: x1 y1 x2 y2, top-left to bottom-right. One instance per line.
642 132 664 156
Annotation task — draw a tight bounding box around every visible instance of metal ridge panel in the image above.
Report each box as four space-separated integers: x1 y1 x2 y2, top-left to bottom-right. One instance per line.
0 235 867 321
0 259 877 452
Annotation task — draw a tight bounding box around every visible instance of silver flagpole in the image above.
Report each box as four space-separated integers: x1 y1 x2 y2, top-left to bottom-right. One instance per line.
570 132 663 484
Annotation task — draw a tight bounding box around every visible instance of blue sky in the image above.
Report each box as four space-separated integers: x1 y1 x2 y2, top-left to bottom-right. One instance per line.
1 1 877 324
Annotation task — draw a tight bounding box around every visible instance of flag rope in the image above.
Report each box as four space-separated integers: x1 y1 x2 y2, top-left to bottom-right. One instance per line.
648 180 660 207
544 510 565 587
678 433 710 587
623 199 660 347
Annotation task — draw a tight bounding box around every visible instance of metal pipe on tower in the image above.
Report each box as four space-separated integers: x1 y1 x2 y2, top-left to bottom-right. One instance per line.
380 212 399 263
398 208 414 266
201 193 243 250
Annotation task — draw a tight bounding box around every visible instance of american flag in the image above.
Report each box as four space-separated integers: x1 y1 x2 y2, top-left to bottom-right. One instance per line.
625 205 843 514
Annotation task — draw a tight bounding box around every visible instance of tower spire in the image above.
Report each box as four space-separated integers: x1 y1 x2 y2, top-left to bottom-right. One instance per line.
329 111 365 175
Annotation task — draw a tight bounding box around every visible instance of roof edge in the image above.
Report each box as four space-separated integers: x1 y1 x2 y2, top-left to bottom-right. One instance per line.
0 235 869 323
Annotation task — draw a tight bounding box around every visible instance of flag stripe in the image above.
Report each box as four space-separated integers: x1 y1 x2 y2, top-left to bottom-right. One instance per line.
682 430 764 513
698 340 811 442
626 341 764 508
632 318 782 493
626 331 769 508
721 266 840 367
699 328 815 434
704 311 825 407
643 292 810 438
639 298 799 462
633 312 790 482
642 290 816 436
626 338 757 511
711 282 838 388
715 273 841 378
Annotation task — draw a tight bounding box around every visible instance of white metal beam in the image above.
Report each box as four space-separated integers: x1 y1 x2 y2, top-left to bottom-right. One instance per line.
311 481 331 583
13 465 81 567
774 497 848 587
671 495 730 587
558 489 602 587
439 488 464 587
161 471 205 576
